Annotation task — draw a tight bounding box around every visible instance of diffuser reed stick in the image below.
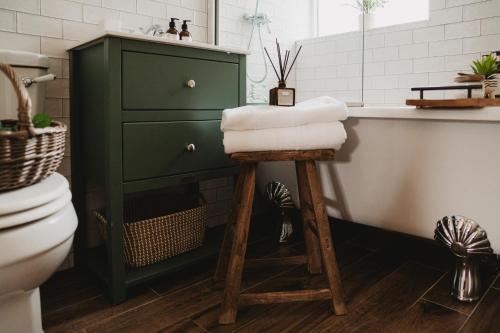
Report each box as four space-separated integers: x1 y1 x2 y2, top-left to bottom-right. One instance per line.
283 50 289 77
264 47 281 80
284 45 302 81
277 39 284 79
264 42 303 84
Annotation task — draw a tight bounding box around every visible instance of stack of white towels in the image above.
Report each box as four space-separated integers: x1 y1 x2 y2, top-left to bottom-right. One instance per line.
220 96 349 154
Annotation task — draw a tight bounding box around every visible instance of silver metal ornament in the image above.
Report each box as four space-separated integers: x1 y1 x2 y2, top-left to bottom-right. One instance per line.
265 181 294 210
265 181 294 243
435 215 493 302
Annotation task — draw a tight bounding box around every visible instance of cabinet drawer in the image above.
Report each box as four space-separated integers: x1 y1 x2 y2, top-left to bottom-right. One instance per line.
122 51 239 110
123 121 232 181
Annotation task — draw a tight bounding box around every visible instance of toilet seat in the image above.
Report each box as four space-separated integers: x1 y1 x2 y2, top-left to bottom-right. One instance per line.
0 190 72 230
0 173 70 229
0 203 77 269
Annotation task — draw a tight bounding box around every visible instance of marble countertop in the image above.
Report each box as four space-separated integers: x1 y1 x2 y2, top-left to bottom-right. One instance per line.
67 30 250 55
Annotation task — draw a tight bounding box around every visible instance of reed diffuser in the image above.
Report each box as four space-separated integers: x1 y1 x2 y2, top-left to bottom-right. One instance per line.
265 40 302 106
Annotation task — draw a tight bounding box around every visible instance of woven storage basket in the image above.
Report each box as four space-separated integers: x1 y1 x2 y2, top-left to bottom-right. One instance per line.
0 63 66 191
94 195 207 268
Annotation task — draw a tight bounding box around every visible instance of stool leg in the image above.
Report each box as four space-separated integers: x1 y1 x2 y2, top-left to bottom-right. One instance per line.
214 172 245 285
296 161 322 275
305 161 347 315
219 163 257 325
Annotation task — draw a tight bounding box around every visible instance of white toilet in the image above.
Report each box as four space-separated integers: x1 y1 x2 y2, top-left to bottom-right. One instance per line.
0 173 77 333
0 49 76 333
0 48 55 118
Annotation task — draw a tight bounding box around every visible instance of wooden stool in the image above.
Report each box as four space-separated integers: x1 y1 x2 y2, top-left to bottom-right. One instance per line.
214 149 347 324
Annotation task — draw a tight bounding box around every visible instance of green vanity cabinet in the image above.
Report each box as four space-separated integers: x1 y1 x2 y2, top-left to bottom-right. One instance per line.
123 120 231 181
69 34 246 304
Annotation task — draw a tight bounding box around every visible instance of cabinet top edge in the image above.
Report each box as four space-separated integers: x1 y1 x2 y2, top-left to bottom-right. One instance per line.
67 30 250 55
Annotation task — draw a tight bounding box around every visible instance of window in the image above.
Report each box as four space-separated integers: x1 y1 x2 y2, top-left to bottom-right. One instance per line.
317 0 359 36
366 0 429 29
316 0 429 37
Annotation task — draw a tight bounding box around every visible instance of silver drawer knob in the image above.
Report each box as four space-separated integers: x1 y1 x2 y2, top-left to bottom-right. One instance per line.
186 143 196 152
187 79 196 88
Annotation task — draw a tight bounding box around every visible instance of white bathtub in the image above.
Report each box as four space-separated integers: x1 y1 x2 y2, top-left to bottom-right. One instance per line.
257 106 500 253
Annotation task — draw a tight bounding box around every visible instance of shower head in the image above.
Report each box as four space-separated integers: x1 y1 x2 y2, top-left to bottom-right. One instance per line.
243 12 272 33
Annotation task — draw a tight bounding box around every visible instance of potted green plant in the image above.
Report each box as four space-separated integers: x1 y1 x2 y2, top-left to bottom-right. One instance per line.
350 0 388 30
471 54 499 99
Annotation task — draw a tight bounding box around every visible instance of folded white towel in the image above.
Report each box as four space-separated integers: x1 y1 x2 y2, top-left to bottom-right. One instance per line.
223 122 347 154
221 96 348 131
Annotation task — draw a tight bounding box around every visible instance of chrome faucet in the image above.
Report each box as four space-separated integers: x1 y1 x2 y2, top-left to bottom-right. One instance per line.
140 24 166 37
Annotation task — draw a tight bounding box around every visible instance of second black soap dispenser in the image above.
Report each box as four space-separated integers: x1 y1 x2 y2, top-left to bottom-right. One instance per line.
179 20 192 41
166 18 179 40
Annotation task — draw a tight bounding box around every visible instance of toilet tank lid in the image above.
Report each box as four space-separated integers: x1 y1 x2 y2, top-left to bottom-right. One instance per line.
0 49 49 69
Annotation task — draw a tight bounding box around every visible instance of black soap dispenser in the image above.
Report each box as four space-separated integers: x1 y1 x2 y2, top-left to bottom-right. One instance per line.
179 20 192 41
166 18 179 40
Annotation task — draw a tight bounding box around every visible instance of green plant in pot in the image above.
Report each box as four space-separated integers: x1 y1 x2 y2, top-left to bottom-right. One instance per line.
471 54 499 99
349 0 388 30
350 0 388 14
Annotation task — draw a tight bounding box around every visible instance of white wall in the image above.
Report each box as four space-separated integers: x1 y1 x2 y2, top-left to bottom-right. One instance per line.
296 0 500 104
218 0 313 103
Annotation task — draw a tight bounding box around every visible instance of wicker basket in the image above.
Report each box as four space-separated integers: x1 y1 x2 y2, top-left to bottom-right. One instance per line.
0 63 66 191
94 195 208 268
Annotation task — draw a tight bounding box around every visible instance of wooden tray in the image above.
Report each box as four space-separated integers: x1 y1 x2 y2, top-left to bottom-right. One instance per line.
406 98 500 108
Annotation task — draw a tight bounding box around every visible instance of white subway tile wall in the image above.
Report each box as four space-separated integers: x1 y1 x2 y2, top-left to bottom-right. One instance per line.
297 30 363 103
218 0 313 103
0 0 209 269
296 0 500 105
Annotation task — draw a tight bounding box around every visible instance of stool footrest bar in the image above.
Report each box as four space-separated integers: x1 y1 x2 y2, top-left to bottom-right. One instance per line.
245 255 308 269
240 289 332 305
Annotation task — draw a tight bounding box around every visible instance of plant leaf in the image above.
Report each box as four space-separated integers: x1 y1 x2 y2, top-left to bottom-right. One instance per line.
32 113 52 128
471 54 499 79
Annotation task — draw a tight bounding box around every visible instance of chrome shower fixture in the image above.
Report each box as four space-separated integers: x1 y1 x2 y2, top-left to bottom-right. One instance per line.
243 12 272 33
244 0 273 90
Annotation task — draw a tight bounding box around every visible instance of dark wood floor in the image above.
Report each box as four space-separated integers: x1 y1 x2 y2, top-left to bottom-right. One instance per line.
41 220 500 333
